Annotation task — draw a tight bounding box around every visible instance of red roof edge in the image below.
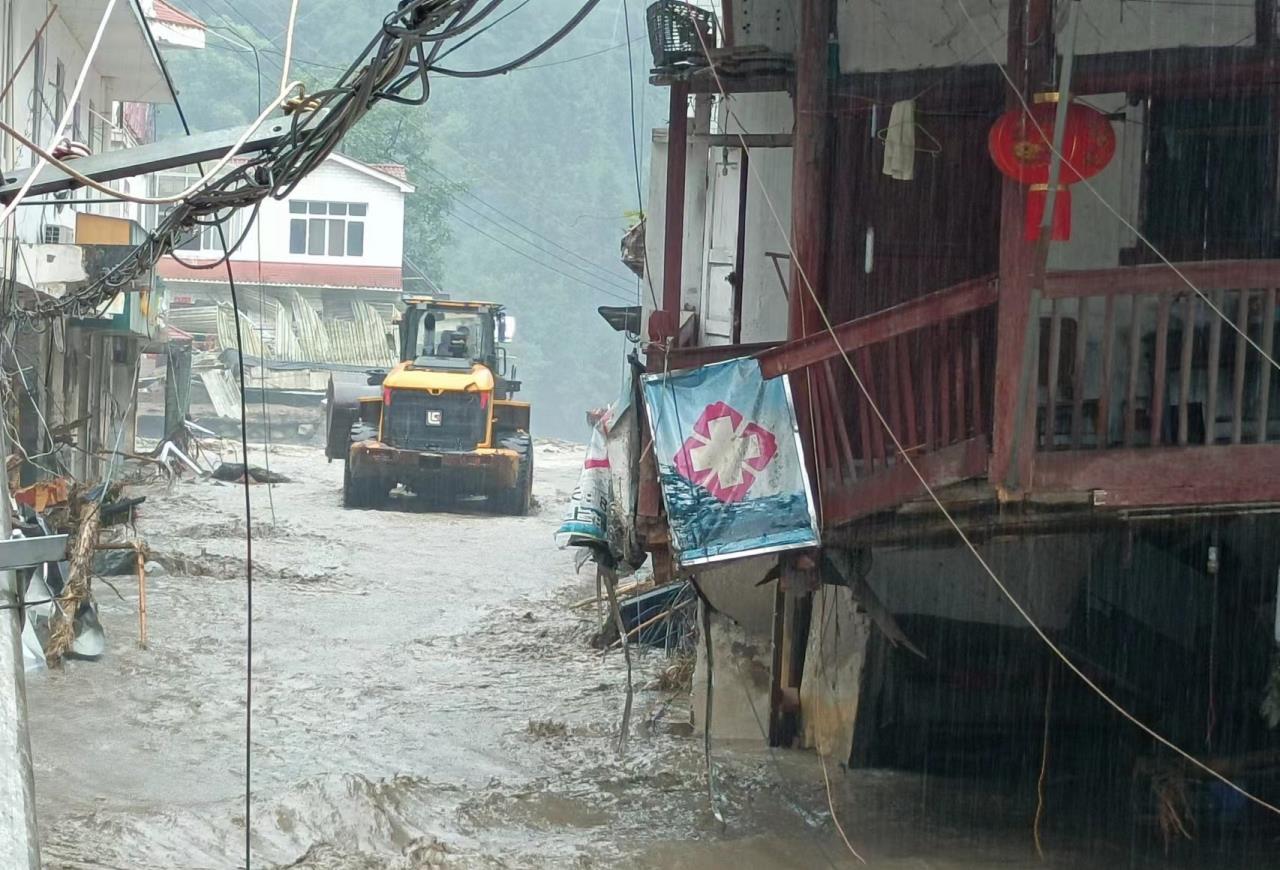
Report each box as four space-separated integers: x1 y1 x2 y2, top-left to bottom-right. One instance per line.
152 0 207 31
367 163 409 181
156 257 403 290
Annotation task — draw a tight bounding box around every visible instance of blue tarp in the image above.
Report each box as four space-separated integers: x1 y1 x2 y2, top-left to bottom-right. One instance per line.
642 357 820 565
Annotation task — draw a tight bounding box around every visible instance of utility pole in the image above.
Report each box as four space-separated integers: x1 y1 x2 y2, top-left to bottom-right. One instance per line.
0 84 287 870
0 415 41 868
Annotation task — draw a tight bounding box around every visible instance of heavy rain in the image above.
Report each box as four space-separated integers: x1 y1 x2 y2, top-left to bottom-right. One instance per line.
4 1 1280 868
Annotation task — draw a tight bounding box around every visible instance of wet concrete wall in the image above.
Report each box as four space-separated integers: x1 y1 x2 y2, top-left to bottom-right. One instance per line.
799 585 871 759
692 556 776 742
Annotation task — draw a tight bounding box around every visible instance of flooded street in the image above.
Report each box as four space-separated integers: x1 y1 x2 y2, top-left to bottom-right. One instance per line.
19 443 1238 869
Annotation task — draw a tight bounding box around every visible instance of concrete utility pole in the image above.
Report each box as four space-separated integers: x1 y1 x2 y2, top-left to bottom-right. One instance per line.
0 417 41 868
0 89 289 870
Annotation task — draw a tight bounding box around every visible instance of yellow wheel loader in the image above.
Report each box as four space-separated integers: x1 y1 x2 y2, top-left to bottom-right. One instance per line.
325 296 532 514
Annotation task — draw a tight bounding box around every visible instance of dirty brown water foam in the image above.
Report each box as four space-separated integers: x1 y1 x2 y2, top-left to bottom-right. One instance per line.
19 443 1249 868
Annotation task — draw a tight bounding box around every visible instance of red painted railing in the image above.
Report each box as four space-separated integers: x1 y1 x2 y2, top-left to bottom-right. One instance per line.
1037 260 1280 451
649 260 1280 524
757 275 998 525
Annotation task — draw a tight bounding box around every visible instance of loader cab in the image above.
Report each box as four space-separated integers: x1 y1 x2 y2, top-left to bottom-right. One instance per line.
398 297 520 396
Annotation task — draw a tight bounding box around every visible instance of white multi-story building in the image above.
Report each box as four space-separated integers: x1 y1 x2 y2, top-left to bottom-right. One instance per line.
1 0 204 481
155 152 415 317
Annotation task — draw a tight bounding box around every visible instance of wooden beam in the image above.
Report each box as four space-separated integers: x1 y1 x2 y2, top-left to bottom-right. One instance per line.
655 340 779 371
1074 46 1280 97
820 437 990 528
1032 445 1280 508
789 0 833 341
756 275 997 378
731 148 749 344
788 0 836 509
990 0 1054 493
832 46 1280 111
695 132 793 148
661 82 691 330
652 72 792 95
1043 259 1280 300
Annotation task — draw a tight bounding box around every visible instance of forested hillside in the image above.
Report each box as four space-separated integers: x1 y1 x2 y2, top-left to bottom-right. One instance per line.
158 0 666 439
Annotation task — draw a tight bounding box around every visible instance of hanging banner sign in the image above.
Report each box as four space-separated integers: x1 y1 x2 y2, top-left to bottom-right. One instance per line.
642 357 820 565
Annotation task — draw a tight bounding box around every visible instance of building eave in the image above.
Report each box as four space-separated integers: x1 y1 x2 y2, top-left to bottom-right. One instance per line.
329 153 416 193
155 257 404 290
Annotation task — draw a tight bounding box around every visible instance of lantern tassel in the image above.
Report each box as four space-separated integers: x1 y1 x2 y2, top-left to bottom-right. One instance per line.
1025 185 1071 242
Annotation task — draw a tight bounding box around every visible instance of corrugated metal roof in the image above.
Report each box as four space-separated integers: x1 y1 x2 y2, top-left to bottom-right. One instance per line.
198 369 241 419
167 295 396 368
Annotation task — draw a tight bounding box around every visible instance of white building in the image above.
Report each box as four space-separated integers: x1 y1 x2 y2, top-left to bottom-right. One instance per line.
155 153 415 317
1 0 204 482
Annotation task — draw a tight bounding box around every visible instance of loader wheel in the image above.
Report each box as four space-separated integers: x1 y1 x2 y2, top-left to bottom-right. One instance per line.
494 432 533 516
342 461 383 509
342 422 382 508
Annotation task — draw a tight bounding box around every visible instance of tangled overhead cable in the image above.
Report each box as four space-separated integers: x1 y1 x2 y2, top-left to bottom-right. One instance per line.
17 0 600 321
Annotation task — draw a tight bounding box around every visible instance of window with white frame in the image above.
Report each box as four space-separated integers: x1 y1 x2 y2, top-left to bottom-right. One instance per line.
145 167 245 252
169 208 246 253
288 201 367 257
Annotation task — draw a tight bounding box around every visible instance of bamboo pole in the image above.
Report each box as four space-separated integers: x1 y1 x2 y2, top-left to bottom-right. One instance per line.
46 499 101 667
95 541 149 648
136 548 147 649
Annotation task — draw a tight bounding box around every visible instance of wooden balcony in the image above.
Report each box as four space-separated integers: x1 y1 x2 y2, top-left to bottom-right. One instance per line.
1032 259 1280 509
659 259 1280 532
755 275 998 528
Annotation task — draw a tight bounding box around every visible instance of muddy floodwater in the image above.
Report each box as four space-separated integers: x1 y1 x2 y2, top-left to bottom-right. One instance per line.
21 443 1252 868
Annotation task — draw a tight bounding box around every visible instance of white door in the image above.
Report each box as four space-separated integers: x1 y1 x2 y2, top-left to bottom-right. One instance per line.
701 147 742 346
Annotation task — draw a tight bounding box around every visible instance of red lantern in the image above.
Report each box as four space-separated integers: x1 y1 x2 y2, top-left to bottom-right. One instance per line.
988 96 1116 241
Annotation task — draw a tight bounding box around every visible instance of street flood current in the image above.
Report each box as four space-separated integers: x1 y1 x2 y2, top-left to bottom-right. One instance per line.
21 444 1249 868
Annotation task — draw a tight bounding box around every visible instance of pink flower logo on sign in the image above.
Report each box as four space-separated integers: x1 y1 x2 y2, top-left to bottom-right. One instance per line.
674 401 779 503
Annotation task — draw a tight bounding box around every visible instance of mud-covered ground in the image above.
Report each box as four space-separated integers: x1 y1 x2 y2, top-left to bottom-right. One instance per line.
22 443 1255 868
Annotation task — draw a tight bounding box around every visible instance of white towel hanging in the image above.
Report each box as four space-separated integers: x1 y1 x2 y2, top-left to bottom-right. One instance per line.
882 99 916 181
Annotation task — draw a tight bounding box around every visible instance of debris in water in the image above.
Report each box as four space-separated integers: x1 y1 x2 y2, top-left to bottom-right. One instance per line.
527 719 569 739
211 462 292 484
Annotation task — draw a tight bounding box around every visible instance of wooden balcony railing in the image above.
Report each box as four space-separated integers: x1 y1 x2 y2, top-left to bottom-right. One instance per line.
1038 260 1280 451
644 260 1280 526
758 275 998 525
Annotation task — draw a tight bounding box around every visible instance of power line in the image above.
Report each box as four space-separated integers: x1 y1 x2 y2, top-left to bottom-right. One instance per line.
432 0 533 63
450 194 637 294
187 0 346 74
428 0 607 78
428 165 634 290
511 35 644 71
619 0 654 309
450 211 635 303
138 2 265 866
180 6 638 266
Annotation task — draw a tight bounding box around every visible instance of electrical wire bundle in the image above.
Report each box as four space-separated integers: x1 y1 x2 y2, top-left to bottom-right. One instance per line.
19 0 601 321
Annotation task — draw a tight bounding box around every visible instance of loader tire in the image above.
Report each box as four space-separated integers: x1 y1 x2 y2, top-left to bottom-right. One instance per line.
494 432 533 516
342 422 382 508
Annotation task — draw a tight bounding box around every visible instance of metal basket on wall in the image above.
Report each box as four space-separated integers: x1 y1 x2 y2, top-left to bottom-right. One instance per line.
646 1 716 70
